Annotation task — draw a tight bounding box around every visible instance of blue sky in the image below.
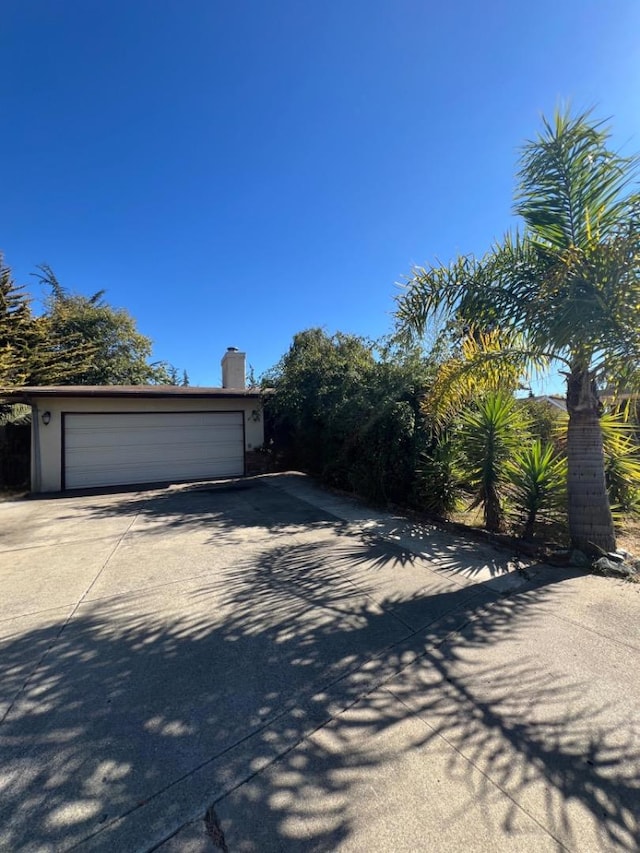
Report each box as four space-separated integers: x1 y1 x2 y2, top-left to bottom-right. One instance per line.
2 1 639 387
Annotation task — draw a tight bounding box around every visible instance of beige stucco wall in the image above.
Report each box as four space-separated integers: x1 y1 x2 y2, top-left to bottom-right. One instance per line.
30 395 264 493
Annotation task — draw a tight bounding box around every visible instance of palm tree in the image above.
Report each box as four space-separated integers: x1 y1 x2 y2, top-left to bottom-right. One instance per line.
396 110 640 553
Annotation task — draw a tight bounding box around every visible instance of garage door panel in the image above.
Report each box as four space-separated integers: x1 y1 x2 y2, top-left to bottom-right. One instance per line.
66 429 238 452
64 458 244 489
64 412 245 489
66 426 243 449
66 442 240 472
66 412 243 429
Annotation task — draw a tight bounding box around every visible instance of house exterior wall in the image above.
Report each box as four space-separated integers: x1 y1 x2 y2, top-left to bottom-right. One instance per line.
30 395 264 492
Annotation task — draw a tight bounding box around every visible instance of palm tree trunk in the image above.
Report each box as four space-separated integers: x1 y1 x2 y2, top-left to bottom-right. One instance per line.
566 368 616 553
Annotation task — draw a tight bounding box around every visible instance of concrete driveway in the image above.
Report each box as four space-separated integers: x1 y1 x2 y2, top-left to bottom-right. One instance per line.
1 474 639 852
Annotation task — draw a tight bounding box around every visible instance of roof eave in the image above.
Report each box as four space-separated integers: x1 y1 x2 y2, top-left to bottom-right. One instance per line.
0 386 264 403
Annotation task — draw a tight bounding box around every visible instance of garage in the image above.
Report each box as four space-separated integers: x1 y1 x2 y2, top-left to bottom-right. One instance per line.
63 411 245 489
1 348 266 493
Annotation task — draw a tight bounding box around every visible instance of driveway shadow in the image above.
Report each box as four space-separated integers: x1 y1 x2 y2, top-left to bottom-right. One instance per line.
1 486 638 850
72 478 518 579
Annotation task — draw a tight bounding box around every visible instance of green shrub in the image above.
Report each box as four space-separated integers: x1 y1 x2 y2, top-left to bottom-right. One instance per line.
263 329 433 506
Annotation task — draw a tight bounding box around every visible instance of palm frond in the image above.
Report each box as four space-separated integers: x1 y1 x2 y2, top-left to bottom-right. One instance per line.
394 255 479 339
516 108 640 250
422 328 552 427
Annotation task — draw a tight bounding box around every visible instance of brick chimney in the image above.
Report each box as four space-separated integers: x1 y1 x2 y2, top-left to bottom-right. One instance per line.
221 347 246 389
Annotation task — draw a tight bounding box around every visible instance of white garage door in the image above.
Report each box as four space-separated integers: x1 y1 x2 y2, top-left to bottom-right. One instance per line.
63 411 245 489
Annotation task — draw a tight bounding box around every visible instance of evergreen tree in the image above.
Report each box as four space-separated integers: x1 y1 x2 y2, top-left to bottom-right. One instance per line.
0 256 33 386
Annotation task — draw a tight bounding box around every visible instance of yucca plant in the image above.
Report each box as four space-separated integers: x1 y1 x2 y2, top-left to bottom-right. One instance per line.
415 432 463 518
505 440 567 538
600 410 640 517
458 392 529 532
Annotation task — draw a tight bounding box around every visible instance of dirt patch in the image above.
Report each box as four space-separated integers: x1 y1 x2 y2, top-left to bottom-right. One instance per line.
617 517 640 560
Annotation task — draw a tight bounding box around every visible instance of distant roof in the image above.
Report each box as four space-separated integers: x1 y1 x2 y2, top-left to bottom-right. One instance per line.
600 387 638 400
0 385 263 402
529 395 567 412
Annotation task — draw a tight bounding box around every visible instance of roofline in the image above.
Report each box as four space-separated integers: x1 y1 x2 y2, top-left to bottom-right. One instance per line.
0 386 264 403
599 389 638 400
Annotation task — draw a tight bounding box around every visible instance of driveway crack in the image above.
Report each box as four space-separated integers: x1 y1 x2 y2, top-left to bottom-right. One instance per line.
0 511 139 726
